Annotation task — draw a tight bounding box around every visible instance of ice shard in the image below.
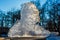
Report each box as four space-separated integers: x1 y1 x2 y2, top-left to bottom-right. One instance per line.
8 2 50 37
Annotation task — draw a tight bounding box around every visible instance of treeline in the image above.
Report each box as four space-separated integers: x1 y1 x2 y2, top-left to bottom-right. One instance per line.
0 9 21 37
31 0 60 33
0 9 21 28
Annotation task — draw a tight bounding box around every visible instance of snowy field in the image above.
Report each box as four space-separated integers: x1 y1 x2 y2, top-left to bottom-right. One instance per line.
47 36 60 40
47 33 60 40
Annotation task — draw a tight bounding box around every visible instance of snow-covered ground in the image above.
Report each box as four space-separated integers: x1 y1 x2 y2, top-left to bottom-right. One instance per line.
47 33 60 40
47 36 60 40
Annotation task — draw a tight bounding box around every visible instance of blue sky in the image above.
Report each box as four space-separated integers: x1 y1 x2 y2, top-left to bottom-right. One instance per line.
0 0 46 12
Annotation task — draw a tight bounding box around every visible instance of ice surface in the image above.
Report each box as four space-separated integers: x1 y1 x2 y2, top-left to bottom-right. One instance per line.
8 2 50 37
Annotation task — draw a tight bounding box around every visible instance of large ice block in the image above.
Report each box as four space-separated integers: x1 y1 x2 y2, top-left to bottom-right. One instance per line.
8 2 50 38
